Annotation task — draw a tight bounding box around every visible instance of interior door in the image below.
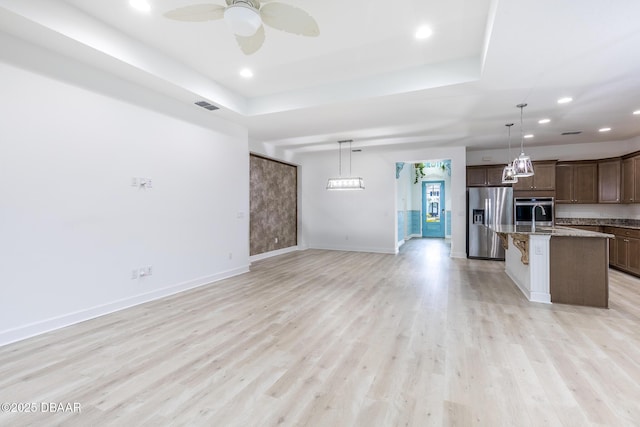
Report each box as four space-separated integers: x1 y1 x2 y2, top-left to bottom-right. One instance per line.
422 181 445 238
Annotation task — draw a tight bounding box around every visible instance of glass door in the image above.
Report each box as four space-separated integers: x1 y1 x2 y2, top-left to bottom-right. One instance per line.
422 181 445 238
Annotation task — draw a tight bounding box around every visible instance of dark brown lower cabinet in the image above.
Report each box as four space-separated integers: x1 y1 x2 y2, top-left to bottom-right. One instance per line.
549 236 609 308
616 236 640 275
604 226 640 277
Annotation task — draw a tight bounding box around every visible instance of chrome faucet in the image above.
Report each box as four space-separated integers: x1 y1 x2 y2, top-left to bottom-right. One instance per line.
531 204 546 233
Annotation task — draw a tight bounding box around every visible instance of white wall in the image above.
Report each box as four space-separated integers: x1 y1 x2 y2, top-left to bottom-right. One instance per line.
296 146 466 257
0 40 249 345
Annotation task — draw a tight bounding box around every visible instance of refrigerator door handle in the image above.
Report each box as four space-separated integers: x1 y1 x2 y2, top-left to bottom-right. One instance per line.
485 198 490 225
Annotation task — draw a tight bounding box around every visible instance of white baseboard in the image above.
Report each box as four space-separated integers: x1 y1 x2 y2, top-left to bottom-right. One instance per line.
249 246 299 262
450 251 467 259
0 265 249 347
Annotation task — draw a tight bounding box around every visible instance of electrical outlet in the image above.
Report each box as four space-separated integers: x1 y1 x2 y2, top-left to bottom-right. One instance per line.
275 237 278 243
132 266 152 279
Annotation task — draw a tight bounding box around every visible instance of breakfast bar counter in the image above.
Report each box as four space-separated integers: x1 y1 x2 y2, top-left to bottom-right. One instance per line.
487 225 614 307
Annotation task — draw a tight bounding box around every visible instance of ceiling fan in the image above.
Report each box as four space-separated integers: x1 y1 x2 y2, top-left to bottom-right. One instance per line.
163 0 320 55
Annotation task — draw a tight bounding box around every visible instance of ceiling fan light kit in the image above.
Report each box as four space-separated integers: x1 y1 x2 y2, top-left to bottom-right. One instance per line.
164 0 319 55
224 2 262 36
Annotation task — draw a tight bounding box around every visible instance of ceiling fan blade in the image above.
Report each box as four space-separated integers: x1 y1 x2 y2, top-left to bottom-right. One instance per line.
164 4 226 21
260 3 319 37
236 25 265 55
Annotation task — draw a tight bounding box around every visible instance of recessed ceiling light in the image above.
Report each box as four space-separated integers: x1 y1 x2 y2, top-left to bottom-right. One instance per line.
240 68 253 78
129 0 151 12
415 25 433 40
538 118 551 124
524 134 534 139
633 110 640 115
599 127 611 132
557 97 573 104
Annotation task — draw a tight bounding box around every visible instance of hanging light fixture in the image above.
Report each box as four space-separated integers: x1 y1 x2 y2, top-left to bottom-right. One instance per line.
501 123 518 184
513 103 535 177
326 140 365 190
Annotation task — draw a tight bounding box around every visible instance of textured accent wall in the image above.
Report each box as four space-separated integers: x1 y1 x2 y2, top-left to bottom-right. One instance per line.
250 155 297 255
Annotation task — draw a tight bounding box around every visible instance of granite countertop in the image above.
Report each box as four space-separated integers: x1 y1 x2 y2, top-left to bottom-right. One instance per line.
556 218 640 230
487 224 614 238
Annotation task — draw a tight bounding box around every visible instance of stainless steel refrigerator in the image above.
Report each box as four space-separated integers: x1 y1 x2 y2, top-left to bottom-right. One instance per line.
467 187 513 260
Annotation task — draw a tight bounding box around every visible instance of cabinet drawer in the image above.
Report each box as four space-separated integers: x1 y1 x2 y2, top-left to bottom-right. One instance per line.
617 228 640 238
603 226 640 238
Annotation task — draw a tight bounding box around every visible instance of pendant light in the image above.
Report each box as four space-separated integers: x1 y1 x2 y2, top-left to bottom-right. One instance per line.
326 140 365 190
501 123 518 184
513 103 534 177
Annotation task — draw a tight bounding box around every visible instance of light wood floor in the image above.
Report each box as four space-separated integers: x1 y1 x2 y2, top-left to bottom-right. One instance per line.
1 238 640 426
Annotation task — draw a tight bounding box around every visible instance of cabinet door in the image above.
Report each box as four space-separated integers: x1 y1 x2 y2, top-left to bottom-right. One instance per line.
598 159 621 203
512 175 534 190
634 157 640 203
532 163 556 190
555 164 574 203
628 237 640 274
486 166 505 186
615 238 628 268
573 163 598 203
622 157 635 202
467 167 487 187
608 235 616 266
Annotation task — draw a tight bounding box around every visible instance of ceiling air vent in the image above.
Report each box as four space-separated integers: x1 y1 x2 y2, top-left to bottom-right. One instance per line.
194 101 219 111
561 131 582 135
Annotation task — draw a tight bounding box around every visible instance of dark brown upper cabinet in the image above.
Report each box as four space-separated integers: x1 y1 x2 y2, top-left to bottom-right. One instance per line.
556 161 598 204
598 158 621 203
622 153 640 203
512 161 556 191
466 165 507 187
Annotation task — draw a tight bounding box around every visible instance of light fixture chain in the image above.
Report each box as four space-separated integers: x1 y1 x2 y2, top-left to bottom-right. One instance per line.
520 105 524 152
508 125 512 159
517 103 527 154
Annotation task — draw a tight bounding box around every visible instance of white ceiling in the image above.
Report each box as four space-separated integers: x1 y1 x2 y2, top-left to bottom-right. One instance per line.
1 0 640 155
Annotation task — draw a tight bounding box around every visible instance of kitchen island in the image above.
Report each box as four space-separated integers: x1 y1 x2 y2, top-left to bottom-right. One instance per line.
488 225 614 308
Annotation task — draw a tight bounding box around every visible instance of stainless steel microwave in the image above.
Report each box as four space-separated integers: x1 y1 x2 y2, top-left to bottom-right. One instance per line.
514 197 554 226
